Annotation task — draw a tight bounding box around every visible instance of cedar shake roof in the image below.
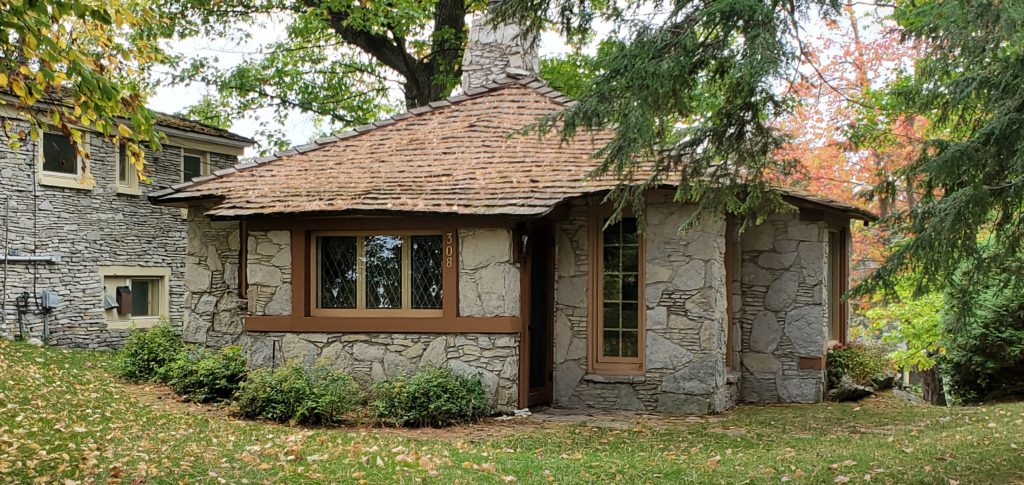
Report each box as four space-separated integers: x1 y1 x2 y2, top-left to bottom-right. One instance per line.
150 76 875 222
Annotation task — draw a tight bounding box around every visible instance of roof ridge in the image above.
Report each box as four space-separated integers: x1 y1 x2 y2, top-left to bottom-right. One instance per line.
150 75 574 200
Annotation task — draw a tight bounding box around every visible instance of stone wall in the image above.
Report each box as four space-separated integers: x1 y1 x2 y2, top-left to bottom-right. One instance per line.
552 195 732 413
458 228 519 317
737 212 828 403
0 119 237 348
180 219 521 410
243 332 520 411
182 210 246 348
246 231 292 316
461 12 540 91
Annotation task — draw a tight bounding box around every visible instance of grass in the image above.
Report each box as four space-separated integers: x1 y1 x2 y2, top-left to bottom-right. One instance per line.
1 339 1022 484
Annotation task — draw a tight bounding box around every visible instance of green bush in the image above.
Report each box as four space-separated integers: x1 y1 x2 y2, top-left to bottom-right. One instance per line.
370 367 490 428
826 342 891 388
158 346 247 403
233 363 362 425
943 279 1024 403
113 323 183 382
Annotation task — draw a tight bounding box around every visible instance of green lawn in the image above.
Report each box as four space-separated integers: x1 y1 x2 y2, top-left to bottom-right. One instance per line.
1 340 1022 484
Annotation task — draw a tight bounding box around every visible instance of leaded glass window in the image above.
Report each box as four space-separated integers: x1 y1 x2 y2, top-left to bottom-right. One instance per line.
318 236 357 308
411 236 443 309
601 218 640 359
314 233 445 313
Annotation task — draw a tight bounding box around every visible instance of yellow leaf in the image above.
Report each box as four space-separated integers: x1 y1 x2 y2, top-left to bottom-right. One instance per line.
707 455 721 470
12 80 25 97
0 73 7 88
117 124 133 138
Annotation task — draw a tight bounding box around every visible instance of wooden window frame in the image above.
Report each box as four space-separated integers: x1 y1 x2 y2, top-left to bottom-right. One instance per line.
309 230 446 318
587 203 646 375
827 227 850 344
243 217 519 334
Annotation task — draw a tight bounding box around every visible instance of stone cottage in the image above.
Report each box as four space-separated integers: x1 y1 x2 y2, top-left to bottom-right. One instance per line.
0 101 253 348
149 11 874 413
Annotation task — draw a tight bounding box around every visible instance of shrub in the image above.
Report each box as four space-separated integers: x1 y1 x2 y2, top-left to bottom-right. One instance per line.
943 284 1024 403
234 363 362 425
113 323 183 382
370 367 490 428
826 342 892 389
158 346 247 403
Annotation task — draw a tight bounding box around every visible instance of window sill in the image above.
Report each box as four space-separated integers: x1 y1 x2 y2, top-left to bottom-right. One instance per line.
116 185 143 196
107 317 162 330
583 373 646 384
39 173 95 191
245 315 520 333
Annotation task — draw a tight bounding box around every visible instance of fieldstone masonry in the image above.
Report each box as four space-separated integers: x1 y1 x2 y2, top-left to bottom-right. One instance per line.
182 210 245 348
0 120 237 348
246 231 292 316
461 11 540 91
458 228 519 317
552 195 733 413
181 219 521 410
738 212 828 403
243 332 520 411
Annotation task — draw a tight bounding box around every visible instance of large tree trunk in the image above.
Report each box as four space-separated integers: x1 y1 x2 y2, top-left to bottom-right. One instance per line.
921 357 946 405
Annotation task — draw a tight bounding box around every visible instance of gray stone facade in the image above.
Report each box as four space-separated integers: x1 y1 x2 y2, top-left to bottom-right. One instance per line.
458 228 519 317
738 212 828 403
461 12 540 91
552 196 733 413
246 231 292 316
181 216 521 410
243 332 520 411
182 210 245 348
0 119 240 348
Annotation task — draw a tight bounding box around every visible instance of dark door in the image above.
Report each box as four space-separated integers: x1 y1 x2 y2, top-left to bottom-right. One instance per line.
526 224 554 407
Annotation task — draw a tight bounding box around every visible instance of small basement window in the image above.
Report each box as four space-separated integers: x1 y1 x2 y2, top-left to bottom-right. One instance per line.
100 267 170 328
311 232 445 316
130 278 161 318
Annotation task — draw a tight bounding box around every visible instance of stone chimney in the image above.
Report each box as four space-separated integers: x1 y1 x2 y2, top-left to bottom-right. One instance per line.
461 0 540 91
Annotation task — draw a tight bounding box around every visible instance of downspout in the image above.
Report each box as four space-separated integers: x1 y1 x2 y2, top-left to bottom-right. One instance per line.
1 194 8 335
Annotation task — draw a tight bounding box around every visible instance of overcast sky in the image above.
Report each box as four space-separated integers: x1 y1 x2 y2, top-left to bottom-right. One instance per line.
147 17 581 156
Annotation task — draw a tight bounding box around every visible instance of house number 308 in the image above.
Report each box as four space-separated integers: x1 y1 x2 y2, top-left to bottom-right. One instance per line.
444 232 454 268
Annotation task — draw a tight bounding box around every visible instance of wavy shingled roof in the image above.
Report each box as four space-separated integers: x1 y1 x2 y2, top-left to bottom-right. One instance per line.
150 76 875 221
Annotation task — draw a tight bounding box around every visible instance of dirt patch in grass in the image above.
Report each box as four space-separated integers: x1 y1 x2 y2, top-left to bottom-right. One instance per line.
125 382 236 419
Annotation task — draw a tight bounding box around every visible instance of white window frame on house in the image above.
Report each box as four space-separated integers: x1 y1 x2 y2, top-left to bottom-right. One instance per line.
116 143 142 195
99 266 171 329
37 131 95 190
181 149 210 182
309 230 446 318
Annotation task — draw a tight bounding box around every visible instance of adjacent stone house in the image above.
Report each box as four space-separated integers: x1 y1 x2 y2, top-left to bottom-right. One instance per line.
0 102 253 348
150 12 874 413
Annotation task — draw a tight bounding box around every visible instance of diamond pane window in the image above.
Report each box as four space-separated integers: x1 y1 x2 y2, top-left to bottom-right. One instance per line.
314 232 447 314
601 218 641 359
364 235 403 309
318 236 357 309
411 236 442 309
